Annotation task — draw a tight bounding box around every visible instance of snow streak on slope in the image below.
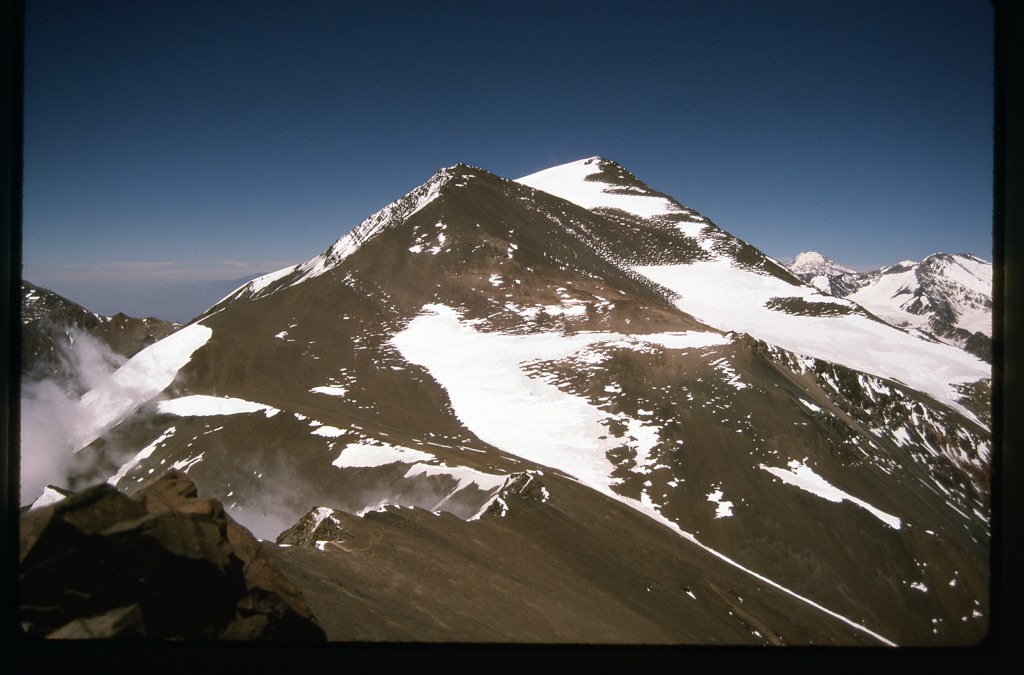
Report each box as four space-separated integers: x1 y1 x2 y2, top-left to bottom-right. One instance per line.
391 303 897 646
295 169 447 281
107 426 177 487
760 460 902 529
517 157 684 218
73 323 213 451
634 259 988 421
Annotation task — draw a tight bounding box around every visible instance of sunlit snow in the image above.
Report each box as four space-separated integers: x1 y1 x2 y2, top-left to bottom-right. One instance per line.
310 385 348 397
392 304 621 486
331 441 435 468
635 259 988 422
29 486 69 511
517 157 683 218
628 331 730 350
404 462 508 491
157 395 279 417
75 323 213 451
760 459 902 529
706 487 735 518
312 425 347 438
621 416 661 475
170 452 204 473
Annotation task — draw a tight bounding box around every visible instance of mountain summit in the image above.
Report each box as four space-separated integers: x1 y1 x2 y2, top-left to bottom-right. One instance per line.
24 158 991 645
788 251 856 279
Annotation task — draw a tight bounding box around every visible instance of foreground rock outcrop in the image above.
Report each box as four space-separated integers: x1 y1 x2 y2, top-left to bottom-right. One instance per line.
19 470 325 641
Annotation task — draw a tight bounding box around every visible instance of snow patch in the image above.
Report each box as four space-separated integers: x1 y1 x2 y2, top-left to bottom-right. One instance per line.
310 385 348 397
170 452 204 473
157 395 279 417
312 425 347 438
706 487 735 518
403 463 508 492
29 486 69 511
331 442 435 468
391 304 623 487
760 460 902 529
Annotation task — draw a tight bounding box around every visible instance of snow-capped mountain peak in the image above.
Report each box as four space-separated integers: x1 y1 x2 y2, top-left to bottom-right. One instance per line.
789 251 855 277
516 156 693 219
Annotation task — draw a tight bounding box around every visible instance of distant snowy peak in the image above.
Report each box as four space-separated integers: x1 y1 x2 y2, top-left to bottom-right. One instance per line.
788 251 855 277
516 156 700 221
788 251 992 361
918 253 992 296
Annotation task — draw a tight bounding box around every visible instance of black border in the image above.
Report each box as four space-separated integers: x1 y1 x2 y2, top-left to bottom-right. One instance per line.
4 1 1017 672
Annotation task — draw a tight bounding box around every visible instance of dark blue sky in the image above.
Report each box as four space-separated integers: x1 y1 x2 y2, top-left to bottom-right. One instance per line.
23 0 994 322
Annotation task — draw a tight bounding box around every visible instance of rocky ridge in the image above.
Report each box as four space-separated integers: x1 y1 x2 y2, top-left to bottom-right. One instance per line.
19 470 325 640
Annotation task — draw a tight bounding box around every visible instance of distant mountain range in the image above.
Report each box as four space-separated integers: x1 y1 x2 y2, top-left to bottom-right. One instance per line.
785 251 992 362
19 157 992 645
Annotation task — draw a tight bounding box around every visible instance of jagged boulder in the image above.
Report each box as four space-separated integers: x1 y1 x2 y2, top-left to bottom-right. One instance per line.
19 470 325 641
478 471 550 518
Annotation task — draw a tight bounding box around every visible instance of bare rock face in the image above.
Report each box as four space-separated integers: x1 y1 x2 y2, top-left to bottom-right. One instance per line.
18 470 325 641
276 507 349 548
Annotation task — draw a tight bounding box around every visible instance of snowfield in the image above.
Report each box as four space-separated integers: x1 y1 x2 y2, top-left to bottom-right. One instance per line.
392 303 735 489
634 259 989 423
391 304 624 488
517 156 686 218
74 322 213 451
